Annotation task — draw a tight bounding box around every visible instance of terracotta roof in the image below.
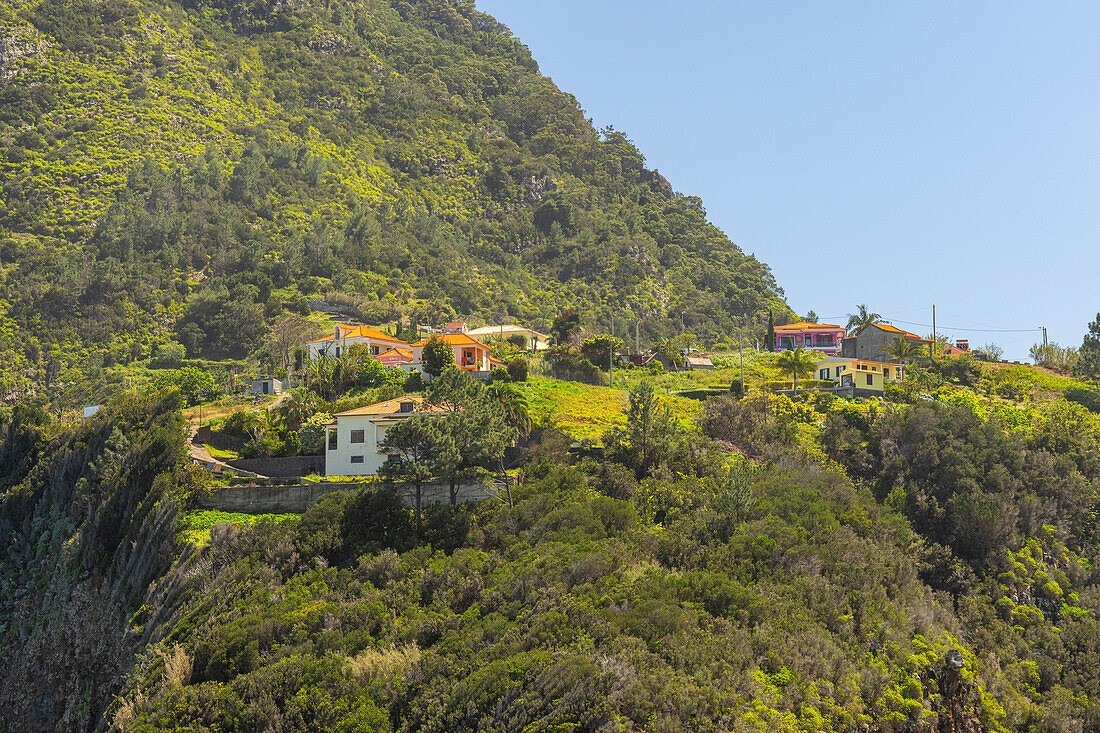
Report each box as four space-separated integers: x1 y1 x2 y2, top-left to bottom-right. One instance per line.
870 323 932 342
307 324 408 345
412 333 491 349
686 356 714 367
377 346 415 363
816 356 904 368
445 322 466 330
774 321 843 331
334 396 447 418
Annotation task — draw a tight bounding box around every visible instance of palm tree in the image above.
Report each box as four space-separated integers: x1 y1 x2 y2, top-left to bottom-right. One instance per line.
846 304 884 335
278 388 320 430
483 382 532 438
883 335 926 364
775 347 817 392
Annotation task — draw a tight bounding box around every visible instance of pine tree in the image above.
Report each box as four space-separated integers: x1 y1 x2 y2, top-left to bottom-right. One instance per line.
765 312 775 351
1076 313 1100 379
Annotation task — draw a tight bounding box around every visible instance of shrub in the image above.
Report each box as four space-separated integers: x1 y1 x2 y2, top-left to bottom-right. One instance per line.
490 366 509 382
299 412 333 454
404 370 426 391
938 354 981 387
507 357 529 382
1065 386 1100 413
150 341 186 368
544 345 602 384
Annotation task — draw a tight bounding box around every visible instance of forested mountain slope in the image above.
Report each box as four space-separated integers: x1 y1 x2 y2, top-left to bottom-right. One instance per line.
0 0 788 402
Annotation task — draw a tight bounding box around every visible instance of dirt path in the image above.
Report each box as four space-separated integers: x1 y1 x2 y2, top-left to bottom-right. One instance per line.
185 392 291 478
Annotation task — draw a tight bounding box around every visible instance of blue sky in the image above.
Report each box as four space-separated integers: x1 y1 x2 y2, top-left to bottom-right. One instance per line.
475 1 1100 360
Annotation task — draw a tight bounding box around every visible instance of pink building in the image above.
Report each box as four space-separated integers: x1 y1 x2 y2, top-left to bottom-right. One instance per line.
772 321 846 355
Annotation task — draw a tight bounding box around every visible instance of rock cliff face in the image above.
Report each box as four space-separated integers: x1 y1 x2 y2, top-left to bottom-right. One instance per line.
936 651 984 733
0 26 48 81
0 392 188 731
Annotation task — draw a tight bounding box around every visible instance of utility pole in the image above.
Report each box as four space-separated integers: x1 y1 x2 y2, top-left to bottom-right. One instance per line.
1042 326 1048 348
635 318 640 354
738 327 745 395
931 304 937 363
609 316 614 388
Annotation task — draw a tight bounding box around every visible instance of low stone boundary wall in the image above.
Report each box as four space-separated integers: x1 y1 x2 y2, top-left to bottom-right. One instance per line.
226 455 325 477
202 478 509 514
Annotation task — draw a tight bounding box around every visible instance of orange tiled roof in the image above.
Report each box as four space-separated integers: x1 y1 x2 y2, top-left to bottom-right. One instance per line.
334 396 447 418
774 321 843 331
869 323 932 342
307 324 408 345
335 396 425 417
816 356 904 368
412 333 491 349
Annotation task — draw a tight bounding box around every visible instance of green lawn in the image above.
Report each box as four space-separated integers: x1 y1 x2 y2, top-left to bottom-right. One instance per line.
203 444 239 460
181 510 296 546
527 377 627 440
526 376 707 439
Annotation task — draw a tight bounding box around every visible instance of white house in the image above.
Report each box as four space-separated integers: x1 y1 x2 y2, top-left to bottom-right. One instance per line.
465 324 550 351
324 396 447 476
306 324 409 360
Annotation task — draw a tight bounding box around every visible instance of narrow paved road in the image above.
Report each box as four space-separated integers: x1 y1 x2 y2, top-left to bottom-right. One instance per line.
186 392 292 479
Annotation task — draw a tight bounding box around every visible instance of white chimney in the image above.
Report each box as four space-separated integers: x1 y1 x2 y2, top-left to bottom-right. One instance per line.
334 324 341 339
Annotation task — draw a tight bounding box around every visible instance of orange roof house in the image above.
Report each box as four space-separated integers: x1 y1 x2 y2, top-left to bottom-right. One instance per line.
412 333 498 373
307 324 408 360
376 346 415 366
324 396 449 476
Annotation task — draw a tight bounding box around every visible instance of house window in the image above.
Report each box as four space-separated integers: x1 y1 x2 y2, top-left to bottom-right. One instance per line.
350 455 364 464
778 337 793 350
328 430 337 450
335 346 342 357
350 430 365 444
883 368 890 378
866 374 873 386
399 401 414 413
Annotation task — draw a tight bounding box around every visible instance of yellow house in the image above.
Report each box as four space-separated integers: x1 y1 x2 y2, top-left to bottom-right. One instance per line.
815 356 904 396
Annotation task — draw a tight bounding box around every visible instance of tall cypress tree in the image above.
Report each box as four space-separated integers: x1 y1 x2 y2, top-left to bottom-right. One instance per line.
765 311 775 351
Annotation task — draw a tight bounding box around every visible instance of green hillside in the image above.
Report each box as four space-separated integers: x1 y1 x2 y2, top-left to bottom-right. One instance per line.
0 0 789 405
2 359 1100 730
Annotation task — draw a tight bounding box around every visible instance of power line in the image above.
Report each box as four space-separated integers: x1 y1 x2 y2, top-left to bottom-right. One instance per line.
885 317 1040 334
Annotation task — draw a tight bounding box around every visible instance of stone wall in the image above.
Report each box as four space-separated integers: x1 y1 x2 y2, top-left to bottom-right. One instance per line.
226 455 325 477
202 479 507 514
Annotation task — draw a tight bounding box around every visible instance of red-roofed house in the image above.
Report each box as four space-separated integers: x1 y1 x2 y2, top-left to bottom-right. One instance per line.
306 324 409 361
442 322 467 334
771 322 846 355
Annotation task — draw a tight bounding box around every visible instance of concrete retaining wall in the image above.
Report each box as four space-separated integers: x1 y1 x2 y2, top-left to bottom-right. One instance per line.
202 479 507 514
226 455 325 477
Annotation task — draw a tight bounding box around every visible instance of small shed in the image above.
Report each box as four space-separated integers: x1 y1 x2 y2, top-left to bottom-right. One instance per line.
685 356 715 371
248 377 284 397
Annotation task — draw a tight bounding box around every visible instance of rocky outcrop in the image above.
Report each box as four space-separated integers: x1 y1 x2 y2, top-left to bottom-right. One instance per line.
935 651 983 733
641 167 674 199
524 173 558 204
0 26 49 83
